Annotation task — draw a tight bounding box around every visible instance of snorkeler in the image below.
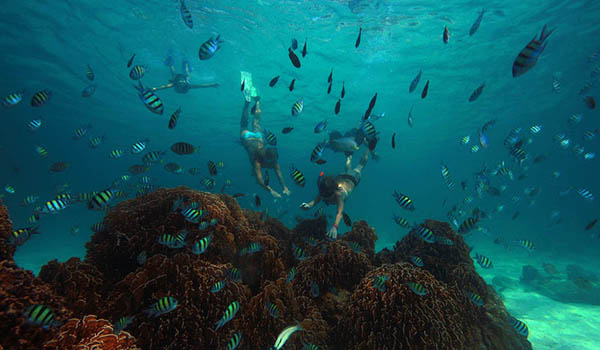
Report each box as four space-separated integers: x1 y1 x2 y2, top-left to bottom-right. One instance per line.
300 148 371 239
150 56 218 93
240 73 290 198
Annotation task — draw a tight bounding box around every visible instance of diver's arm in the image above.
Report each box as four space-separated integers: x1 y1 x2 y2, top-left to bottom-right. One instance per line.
188 83 220 89
301 194 321 209
151 83 174 92
255 161 280 197
333 194 344 228
274 163 290 195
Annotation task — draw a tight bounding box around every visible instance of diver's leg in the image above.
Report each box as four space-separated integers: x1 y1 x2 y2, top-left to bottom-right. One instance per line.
252 101 262 133
151 83 174 92
183 60 191 79
188 83 219 89
241 100 250 134
352 148 370 176
345 154 353 173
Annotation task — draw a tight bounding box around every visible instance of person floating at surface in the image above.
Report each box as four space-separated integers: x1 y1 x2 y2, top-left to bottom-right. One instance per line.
300 147 371 239
151 55 218 93
240 91 290 198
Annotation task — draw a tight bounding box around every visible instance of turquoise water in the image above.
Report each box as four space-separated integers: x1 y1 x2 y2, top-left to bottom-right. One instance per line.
1 0 600 348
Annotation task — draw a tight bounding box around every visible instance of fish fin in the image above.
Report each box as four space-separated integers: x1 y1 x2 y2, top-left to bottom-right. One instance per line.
540 24 555 42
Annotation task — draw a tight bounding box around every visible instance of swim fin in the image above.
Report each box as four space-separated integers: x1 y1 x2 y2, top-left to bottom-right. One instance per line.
240 71 258 102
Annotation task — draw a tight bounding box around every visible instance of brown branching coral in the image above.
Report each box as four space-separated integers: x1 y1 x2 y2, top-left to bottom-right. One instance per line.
39 258 107 317
42 314 138 350
0 260 72 350
0 198 15 261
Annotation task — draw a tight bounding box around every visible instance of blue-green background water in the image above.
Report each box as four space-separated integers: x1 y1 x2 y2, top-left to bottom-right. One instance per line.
1 1 600 348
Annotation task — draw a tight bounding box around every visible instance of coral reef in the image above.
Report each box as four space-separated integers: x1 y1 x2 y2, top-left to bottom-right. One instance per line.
0 260 73 350
0 198 15 261
334 262 531 350
0 188 532 350
42 314 137 350
39 258 107 317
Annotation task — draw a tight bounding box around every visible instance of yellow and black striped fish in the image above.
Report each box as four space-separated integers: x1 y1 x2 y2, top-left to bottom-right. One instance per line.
467 292 484 306
393 191 415 211
129 65 145 80
226 330 242 350
158 231 187 248
2 91 24 107
192 234 212 254
22 304 60 329
474 253 493 268
514 239 535 251
265 130 277 146
291 98 304 116
393 214 410 228
109 149 124 159
87 189 114 210
290 165 305 187
215 301 240 330
171 142 197 155
406 282 427 296
265 301 280 318
208 160 217 176
457 217 478 234
144 296 178 317
40 199 68 214
211 280 227 293
168 107 181 130
10 226 40 246
412 225 435 243
180 0 193 29
198 35 222 60
34 145 48 158
143 151 165 163
512 25 555 78
112 316 134 335
134 81 163 114
31 89 52 107
510 317 529 337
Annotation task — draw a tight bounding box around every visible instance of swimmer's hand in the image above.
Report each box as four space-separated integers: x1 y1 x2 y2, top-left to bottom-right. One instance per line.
269 188 281 198
283 187 291 196
300 202 313 210
326 225 338 240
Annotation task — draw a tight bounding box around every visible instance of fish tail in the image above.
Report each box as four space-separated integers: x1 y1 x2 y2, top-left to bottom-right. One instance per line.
540 24 555 42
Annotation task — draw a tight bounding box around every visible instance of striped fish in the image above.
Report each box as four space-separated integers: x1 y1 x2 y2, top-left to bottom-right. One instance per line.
226 331 242 350
30 89 52 107
27 119 42 131
265 130 277 146
168 107 181 130
474 253 493 268
393 191 415 211
239 242 262 255
468 292 484 307
292 98 304 116
514 239 535 251
361 120 376 139
109 149 124 159
410 256 424 267
142 151 164 164
292 243 308 260
158 231 188 249
393 214 410 228
171 142 197 155
88 136 105 148
21 195 39 206
290 165 305 187
211 280 227 293
226 267 242 282
373 275 389 292
35 145 49 158
180 0 193 29
10 226 40 246
457 217 479 234
510 317 529 337
130 140 148 154
201 177 215 189
22 304 60 329
286 267 296 283
129 65 145 80
310 142 324 163
265 301 280 318
199 35 223 60
87 189 114 210
112 316 134 334
512 25 555 78
406 282 427 296
182 207 203 223
412 225 435 243
144 296 178 317
215 301 240 330
192 234 212 254
2 91 24 107
434 235 454 246
207 160 217 176
578 188 594 201
134 81 163 114
40 199 68 214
